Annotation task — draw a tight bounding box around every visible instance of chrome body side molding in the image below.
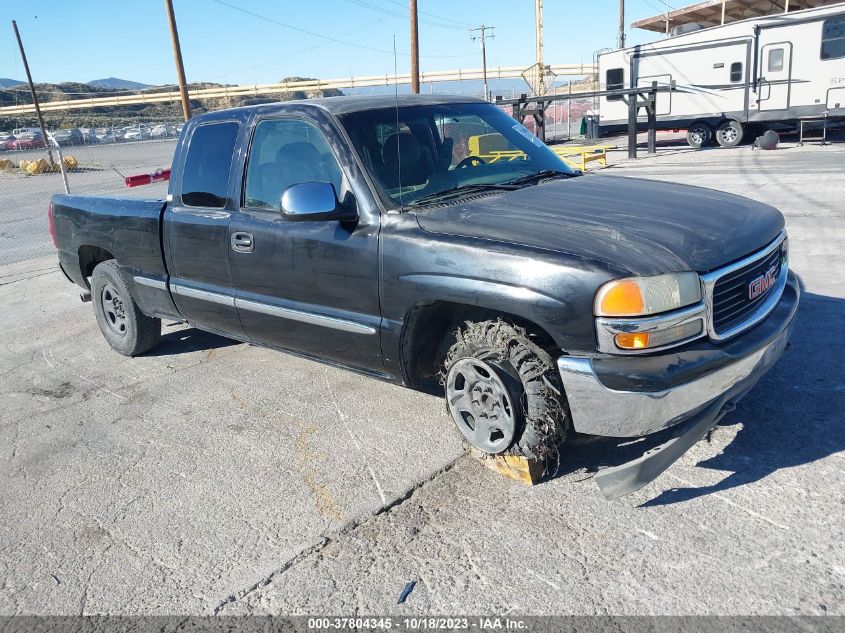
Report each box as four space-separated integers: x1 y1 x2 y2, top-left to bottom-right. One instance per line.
234 298 376 335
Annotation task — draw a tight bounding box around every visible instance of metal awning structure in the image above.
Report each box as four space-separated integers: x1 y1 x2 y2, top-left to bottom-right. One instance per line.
632 0 840 34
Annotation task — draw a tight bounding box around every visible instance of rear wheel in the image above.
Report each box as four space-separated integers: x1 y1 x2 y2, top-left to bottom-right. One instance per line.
443 320 568 475
686 122 712 148
715 120 744 147
91 260 161 356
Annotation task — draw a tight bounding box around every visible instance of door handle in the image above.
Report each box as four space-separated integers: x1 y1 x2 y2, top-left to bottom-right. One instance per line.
231 232 254 253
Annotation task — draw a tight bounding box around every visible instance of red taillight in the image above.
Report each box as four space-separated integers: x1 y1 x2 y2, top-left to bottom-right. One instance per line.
48 202 57 247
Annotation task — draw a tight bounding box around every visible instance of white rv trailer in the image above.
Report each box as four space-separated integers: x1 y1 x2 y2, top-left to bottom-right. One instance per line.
597 3 845 147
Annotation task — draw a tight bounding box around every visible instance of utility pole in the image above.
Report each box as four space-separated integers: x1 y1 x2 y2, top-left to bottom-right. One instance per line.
470 25 494 101
12 20 55 168
164 0 192 121
410 0 420 94
534 0 546 95
618 0 625 49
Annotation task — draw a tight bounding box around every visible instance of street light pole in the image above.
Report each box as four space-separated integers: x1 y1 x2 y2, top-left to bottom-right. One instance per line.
164 0 192 121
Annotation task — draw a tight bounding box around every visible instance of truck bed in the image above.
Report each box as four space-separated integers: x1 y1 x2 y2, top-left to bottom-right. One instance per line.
51 195 168 289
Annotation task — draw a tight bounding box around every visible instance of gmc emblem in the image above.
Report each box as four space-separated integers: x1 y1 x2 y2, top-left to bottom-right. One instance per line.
749 265 779 300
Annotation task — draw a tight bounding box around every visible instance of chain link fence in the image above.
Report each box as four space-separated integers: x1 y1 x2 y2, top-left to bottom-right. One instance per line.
0 121 180 265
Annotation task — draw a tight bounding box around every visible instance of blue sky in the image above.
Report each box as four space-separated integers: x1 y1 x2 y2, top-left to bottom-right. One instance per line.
0 0 670 86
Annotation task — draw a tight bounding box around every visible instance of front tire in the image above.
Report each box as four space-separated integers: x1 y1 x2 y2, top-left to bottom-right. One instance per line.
443 321 567 472
91 260 161 356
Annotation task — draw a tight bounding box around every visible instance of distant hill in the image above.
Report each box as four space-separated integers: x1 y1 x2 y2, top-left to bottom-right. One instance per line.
87 77 151 90
0 78 344 130
0 78 23 88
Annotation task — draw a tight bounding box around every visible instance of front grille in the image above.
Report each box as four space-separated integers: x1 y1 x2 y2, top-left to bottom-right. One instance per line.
711 241 785 335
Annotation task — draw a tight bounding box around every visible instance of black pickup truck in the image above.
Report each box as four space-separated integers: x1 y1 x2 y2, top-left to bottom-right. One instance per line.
50 95 799 498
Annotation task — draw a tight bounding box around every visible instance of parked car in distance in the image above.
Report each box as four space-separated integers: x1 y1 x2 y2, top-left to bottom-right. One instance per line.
9 131 46 150
79 128 99 144
150 124 177 139
0 131 14 143
49 95 799 500
124 124 150 141
52 128 84 146
12 127 41 137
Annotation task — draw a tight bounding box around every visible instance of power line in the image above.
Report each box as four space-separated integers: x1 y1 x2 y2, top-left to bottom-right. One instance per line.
344 0 467 31
212 0 475 59
208 15 392 80
382 0 472 27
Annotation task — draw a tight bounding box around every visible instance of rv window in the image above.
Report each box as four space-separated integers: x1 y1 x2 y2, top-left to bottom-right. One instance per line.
821 16 845 60
730 62 743 83
606 68 624 101
768 48 784 72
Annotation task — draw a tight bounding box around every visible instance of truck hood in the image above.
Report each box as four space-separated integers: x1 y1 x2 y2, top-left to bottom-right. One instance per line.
414 175 784 276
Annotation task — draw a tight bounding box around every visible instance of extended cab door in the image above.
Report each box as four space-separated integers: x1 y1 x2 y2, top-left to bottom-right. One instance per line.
227 111 384 373
164 120 246 337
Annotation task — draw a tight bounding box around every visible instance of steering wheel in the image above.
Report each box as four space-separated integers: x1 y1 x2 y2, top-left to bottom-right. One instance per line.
455 155 486 169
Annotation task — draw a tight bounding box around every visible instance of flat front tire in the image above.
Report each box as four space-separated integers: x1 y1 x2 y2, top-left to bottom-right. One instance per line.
91 260 161 356
443 320 568 473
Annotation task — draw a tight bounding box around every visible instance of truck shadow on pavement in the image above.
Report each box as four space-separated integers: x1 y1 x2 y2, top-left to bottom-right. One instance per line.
556 290 845 505
143 326 242 356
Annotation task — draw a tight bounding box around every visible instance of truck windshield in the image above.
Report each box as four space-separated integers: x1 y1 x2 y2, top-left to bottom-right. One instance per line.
339 103 574 207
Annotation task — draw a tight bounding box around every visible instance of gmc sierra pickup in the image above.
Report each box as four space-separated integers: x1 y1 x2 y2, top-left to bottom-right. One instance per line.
50 95 799 498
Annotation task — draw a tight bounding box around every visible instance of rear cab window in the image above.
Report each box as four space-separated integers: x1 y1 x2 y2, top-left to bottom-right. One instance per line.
181 122 239 208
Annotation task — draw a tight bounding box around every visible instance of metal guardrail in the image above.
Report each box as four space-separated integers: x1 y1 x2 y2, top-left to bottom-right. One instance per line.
0 64 597 116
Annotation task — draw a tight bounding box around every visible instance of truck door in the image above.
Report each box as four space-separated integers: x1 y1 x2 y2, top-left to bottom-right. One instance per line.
758 43 792 111
227 113 384 373
164 120 246 338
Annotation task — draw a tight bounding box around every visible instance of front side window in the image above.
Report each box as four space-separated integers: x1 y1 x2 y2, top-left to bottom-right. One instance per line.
822 16 845 60
339 102 573 207
730 62 743 83
181 122 239 208
606 68 624 101
244 118 343 209
768 48 784 72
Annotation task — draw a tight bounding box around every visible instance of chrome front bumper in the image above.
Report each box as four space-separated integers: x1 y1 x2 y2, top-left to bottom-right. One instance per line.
558 271 800 439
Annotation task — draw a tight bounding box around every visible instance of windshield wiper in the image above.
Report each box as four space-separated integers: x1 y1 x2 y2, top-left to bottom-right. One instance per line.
503 169 577 187
409 182 519 206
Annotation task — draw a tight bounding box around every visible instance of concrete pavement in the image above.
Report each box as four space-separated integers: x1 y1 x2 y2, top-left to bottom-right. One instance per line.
0 141 843 616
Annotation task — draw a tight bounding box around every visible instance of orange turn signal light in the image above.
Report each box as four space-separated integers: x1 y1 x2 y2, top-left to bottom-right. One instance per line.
597 280 645 316
615 332 650 349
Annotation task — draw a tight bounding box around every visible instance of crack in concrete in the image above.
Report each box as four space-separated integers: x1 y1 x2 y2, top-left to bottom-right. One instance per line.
214 457 463 614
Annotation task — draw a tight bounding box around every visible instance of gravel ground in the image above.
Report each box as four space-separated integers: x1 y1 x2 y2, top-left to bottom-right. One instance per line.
0 140 842 617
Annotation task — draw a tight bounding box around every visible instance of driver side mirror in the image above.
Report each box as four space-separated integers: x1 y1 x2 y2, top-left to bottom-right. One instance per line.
280 182 357 222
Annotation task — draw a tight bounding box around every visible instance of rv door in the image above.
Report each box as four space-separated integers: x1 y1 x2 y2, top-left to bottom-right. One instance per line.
757 43 792 111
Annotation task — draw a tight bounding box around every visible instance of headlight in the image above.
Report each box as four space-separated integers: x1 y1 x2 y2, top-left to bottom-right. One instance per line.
594 272 702 317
